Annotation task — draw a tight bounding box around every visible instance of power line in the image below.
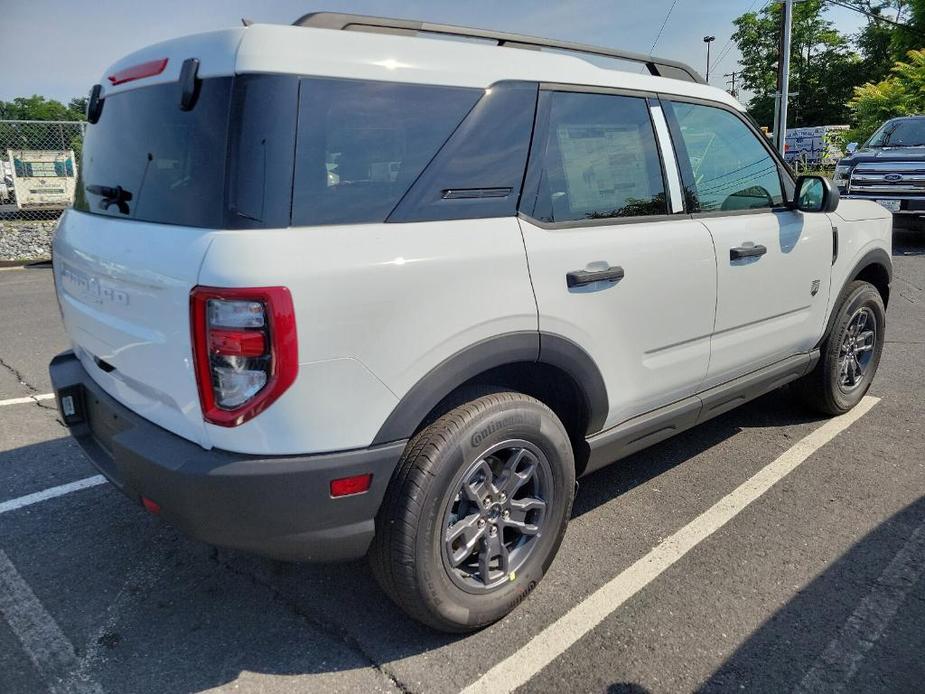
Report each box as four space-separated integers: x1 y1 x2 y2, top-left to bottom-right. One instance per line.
649 0 680 53
709 0 770 75
823 0 920 32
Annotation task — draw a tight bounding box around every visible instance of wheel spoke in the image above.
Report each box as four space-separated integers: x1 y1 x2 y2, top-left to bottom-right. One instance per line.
856 330 875 353
855 310 868 333
477 532 509 584
446 512 485 567
461 460 495 510
498 448 536 497
505 497 546 536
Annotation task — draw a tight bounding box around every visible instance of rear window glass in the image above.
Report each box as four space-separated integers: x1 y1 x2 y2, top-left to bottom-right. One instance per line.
74 78 232 228
291 78 480 226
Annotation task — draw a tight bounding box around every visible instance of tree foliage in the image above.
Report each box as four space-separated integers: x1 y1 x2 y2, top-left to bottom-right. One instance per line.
0 95 86 121
733 0 862 128
733 0 925 133
848 49 925 141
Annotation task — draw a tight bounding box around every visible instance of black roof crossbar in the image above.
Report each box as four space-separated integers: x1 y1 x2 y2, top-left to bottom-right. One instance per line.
292 12 706 84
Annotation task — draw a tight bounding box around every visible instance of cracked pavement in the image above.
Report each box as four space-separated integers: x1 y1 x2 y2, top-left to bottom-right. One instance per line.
0 228 923 693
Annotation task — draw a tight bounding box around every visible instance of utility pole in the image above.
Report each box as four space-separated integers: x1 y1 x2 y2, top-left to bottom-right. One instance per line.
774 0 805 155
724 71 739 98
703 35 715 82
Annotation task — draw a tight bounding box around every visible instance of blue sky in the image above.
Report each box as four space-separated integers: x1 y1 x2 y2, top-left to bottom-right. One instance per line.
3 0 865 105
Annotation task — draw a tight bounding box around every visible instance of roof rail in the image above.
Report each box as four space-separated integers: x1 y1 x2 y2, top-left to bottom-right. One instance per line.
292 12 706 84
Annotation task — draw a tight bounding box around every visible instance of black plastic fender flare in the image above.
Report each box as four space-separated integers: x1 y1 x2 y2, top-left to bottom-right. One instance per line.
371 331 608 445
818 247 892 348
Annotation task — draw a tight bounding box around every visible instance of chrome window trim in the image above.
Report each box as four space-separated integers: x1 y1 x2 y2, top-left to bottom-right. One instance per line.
649 103 684 214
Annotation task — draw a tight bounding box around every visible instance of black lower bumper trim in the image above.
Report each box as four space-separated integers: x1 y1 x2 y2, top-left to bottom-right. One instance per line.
49 351 406 562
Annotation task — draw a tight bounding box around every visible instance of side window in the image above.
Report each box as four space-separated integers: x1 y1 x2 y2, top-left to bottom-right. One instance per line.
292 78 480 226
666 101 784 212
529 91 667 223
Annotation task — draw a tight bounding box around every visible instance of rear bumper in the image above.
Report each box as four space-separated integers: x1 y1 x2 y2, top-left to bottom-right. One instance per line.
49 351 406 562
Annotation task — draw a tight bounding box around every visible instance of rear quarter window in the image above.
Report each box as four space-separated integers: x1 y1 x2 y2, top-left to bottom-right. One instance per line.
291 78 481 226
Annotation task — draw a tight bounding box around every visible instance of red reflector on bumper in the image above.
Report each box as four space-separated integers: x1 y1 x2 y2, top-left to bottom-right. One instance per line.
330 474 373 498
141 496 161 514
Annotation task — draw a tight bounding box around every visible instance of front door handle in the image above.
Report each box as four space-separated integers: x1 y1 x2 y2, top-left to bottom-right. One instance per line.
730 244 767 261
566 266 625 288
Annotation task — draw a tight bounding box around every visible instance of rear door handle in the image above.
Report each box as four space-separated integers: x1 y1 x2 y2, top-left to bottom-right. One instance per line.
730 244 767 261
566 266 625 288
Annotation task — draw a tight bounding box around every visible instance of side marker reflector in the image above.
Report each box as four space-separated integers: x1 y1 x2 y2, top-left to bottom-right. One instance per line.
330 474 373 498
141 496 161 515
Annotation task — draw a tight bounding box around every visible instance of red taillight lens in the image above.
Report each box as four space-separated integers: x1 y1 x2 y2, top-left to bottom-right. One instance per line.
108 58 168 85
208 329 267 358
330 474 373 498
190 286 298 427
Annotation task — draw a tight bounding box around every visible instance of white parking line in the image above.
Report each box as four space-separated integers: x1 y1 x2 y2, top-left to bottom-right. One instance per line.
461 396 881 694
0 549 103 694
0 476 106 515
795 518 925 694
0 393 55 407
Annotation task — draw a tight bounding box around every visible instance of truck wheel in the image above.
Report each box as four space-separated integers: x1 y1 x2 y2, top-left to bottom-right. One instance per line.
370 391 575 632
797 280 885 415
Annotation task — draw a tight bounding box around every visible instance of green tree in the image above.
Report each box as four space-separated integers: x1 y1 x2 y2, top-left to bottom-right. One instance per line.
848 48 925 141
0 94 86 121
733 0 863 128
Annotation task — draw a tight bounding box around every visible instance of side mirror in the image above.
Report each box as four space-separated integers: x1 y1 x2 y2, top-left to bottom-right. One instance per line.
795 175 839 213
845 142 858 154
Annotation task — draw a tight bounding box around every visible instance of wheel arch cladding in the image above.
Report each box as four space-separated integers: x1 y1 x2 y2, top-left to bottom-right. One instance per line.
819 248 892 349
850 248 892 307
371 332 609 446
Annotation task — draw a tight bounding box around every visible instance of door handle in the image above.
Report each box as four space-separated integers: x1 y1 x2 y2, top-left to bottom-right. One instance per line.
729 244 767 261
566 266 625 288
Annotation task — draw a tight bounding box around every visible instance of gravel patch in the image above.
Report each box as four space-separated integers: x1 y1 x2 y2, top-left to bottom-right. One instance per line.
0 218 58 262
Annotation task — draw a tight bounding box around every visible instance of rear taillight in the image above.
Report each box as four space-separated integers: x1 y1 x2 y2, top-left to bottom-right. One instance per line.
190 286 298 427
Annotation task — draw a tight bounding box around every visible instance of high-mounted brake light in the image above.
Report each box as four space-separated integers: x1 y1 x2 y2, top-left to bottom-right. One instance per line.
108 58 168 85
191 286 298 427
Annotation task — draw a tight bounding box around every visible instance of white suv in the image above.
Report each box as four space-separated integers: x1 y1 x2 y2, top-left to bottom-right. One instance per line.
50 12 893 632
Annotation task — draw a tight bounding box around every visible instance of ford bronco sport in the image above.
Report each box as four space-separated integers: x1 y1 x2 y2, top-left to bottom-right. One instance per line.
50 12 893 632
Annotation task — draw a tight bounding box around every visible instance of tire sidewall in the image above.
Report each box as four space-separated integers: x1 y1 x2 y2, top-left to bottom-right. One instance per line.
414 396 574 630
823 283 885 412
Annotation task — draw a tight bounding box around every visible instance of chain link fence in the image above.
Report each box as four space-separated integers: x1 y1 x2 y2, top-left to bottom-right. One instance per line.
0 120 85 261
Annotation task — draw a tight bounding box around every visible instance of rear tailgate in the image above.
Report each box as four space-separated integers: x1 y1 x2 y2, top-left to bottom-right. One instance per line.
54 210 215 447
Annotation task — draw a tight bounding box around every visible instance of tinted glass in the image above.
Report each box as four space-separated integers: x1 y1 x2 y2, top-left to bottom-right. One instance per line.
226 74 299 228
667 101 784 212
292 78 480 226
867 118 925 147
530 91 667 223
388 81 538 223
75 78 232 227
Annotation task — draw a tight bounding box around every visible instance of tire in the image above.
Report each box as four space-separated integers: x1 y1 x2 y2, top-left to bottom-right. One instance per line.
369 390 575 632
796 280 885 415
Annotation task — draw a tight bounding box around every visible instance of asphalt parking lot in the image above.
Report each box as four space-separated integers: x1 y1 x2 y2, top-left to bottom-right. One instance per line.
1 229 923 694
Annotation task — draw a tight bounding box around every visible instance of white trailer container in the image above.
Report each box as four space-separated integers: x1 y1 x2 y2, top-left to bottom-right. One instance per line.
6 149 78 211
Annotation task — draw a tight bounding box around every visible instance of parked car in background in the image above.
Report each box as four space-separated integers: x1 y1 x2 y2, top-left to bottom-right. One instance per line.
49 11 893 633
835 115 925 228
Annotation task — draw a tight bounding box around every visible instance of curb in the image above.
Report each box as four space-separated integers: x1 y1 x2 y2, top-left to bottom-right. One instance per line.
0 259 52 270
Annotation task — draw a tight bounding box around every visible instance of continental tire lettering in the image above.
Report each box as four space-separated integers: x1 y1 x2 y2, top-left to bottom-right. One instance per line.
470 414 526 447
